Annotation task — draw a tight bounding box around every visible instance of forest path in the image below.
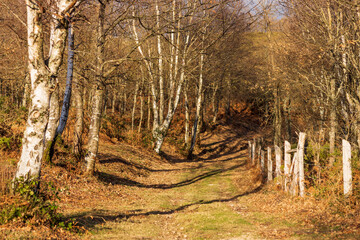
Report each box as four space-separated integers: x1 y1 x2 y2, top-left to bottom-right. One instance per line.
63 123 325 239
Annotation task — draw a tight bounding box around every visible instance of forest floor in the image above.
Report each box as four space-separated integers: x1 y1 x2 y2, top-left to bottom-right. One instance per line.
1 114 360 239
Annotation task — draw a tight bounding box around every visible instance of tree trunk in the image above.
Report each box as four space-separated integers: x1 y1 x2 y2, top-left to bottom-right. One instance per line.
111 91 116 114
147 85 151 130
225 76 231 120
15 0 72 182
43 85 60 162
329 77 337 166
138 91 144 133
73 73 83 155
267 147 272 181
283 95 291 141
132 81 139 131
184 85 190 149
156 0 164 124
274 84 281 147
188 49 205 158
211 82 219 124
57 23 75 136
84 1 106 175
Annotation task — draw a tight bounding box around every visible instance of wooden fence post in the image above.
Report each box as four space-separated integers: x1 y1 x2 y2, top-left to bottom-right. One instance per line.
342 139 352 196
275 145 281 178
298 132 306 197
290 152 298 196
284 141 291 191
267 147 272 181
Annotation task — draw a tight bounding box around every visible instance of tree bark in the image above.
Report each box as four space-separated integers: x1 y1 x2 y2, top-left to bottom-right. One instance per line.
156 0 164 124
184 84 190 149
57 23 75 136
274 84 282 147
267 147 272 181
84 1 106 175
15 0 73 182
73 73 83 155
329 77 337 166
132 81 139 131
44 20 61 161
188 48 205 158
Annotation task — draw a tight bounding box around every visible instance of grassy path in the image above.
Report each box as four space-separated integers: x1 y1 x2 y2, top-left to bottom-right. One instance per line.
59 125 357 239
61 125 266 239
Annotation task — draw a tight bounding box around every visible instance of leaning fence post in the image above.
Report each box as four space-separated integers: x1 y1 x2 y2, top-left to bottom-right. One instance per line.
284 141 291 191
275 145 281 178
267 147 272 181
298 132 306 197
342 139 352 196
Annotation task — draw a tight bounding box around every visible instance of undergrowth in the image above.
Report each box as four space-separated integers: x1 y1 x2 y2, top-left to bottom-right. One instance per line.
304 140 360 219
0 178 75 231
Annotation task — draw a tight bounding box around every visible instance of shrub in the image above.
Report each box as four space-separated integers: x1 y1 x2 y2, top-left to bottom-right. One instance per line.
0 178 72 229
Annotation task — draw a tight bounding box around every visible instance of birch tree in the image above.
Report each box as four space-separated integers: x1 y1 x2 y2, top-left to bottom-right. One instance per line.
14 0 80 183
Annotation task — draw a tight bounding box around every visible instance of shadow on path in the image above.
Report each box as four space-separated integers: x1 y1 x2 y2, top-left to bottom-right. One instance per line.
95 161 246 189
66 185 263 230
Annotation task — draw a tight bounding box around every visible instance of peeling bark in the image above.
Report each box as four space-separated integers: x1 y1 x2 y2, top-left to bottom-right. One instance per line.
15 0 76 182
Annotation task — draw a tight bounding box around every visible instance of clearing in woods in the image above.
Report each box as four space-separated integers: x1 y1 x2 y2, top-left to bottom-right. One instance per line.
54 120 355 239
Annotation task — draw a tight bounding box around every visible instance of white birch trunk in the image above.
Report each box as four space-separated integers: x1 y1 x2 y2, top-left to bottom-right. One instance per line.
138 75 144 133
298 132 306 197
284 140 291 191
57 23 74 136
131 12 159 133
188 48 204 158
342 139 352 196
252 140 256 165
275 145 281 178
44 87 60 148
156 0 164 123
184 86 190 149
248 141 252 160
147 86 151 130
153 9 194 154
15 0 75 181
73 74 83 155
84 1 106 174
132 81 139 131
267 147 273 181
